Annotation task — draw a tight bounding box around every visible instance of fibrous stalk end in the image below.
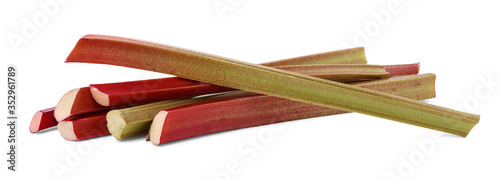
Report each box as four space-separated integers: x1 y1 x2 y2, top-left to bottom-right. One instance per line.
106 110 128 140
150 111 168 145
54 88 80 122
57 121 77 141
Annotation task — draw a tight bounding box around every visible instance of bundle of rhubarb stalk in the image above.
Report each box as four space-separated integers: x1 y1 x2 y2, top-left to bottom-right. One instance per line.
30 34 480 145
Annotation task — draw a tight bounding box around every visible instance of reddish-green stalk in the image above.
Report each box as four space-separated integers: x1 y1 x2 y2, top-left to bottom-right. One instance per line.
260 47 366 66
149 74 437 145
91 63 417 107
66 35 479 136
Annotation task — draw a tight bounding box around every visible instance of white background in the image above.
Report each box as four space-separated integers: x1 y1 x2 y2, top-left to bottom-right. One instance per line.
1 0 499 178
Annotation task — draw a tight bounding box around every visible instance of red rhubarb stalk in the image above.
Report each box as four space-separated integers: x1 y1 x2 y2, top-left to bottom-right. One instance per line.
91 63 418 107
57 112 109 141
54 48 368 138
149 74 436 145
30 107 58 133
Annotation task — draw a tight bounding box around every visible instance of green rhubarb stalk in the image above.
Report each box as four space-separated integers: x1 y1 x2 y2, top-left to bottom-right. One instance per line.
109 74 436 140
66 35 479 137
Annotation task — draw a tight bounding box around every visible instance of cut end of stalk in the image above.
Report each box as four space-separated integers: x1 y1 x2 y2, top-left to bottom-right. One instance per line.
90 86 110 106
55 87 109 122
150 111 168 145
54 88 80 122
57 121 77 141
106 110 127 140
29 111 44 133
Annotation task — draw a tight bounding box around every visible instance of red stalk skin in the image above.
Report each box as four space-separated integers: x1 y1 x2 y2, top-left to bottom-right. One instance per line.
62 112 110 140
30 107 57 133
384 63 420 77
154 74 435 145
91 63 419 107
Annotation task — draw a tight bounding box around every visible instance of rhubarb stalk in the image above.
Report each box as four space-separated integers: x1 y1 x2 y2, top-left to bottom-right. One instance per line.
106 63 418 140
66 35 479 137
110 74 433 140
149 74 438 145
91 63 417 107
90 46 368 107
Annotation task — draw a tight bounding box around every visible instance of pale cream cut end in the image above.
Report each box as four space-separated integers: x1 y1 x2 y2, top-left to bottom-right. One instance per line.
29 111 43 133
90 87 110 106
106 110 127 140
57 121 77 141
149 111 168 145
54 88 80 122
